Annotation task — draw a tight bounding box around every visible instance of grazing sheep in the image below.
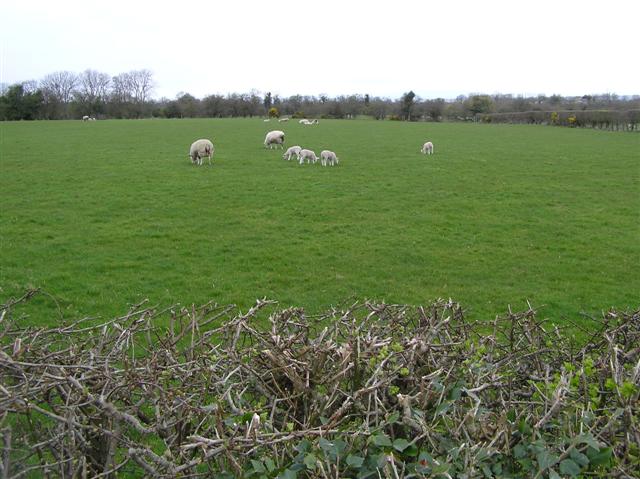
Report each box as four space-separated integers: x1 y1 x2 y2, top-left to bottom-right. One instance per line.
189 139 215 166
263 119 270 122
278 117 289 123
283 145 302 161
82 115 90 121
421 141 434 155
320 150 339 167
264 130 285 149
298 149 318 165
299 119 309 124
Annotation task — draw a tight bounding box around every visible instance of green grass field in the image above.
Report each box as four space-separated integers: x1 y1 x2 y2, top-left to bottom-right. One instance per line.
1 119 638 326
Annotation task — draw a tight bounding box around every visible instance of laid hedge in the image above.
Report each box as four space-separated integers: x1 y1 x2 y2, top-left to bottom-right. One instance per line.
1 290 638 478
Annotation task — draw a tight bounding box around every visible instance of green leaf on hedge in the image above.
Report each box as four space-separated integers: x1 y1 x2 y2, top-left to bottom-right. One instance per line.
303 453 317 470
559 459 581 476
574 433 599 449
536 450 558 470
569 448 589 466
513 444 527 459
393 438 410 452
346 454 365 468
372 434 392 447
386 412 400 424
587 447 613 466
548 469 561 479
251 460 265 473
278 470 297 479
265 458 276 472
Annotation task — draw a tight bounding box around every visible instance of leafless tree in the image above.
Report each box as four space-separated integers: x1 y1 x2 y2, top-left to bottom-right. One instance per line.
77 69 111 104
129 69 154 104
40 71 78 104
111 72 134 103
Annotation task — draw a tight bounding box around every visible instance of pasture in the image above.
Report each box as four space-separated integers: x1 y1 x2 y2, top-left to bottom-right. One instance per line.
1 118 638 327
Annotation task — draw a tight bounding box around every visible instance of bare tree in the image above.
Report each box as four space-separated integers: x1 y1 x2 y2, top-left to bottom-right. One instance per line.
40 71 78 118
77 69 110 103
129 69 154 104
40 71 78 104
111 72 134 104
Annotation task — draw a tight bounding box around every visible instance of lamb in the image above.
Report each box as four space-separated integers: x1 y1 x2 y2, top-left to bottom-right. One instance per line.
421 141 434 155
283 145 302 161
320 150 339 167
298 149 318 165
189 139 215 166
264 130 285 149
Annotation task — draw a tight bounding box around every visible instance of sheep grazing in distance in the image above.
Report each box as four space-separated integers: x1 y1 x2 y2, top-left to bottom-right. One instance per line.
421 141 434 155
82 115 90 121
283 145 302 161
189 139 215 166
278 117 289 123
298 149 318 165
320 150 339 167
299 119 319 125
264 130 285 149
263 119 270 122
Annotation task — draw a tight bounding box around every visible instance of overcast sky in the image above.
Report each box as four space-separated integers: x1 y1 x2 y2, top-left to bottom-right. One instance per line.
2 0 638 100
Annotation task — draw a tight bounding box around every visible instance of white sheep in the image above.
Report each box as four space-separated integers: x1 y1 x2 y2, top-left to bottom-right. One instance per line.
278 117 289 123
189 139 215 166
283 145 302 161
263 119 270 122
299 119 309 124
82 115 90 121
421 141 434 155
320 150 339 167
298 149 318 165
264 130 285 149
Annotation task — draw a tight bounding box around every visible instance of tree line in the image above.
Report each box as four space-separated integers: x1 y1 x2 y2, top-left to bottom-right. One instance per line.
2 69 639 130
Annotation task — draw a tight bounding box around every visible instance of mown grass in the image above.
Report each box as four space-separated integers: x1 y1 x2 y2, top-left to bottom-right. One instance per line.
1 119 638 326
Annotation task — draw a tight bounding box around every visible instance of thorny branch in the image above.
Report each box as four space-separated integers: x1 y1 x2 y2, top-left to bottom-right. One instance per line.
0 291 638 477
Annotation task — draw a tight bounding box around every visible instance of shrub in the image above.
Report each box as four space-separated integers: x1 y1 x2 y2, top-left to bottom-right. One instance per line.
1 290 638 477
268 107 279 118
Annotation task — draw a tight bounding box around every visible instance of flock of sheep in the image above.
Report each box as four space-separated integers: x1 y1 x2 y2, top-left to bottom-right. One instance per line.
188 121 435 167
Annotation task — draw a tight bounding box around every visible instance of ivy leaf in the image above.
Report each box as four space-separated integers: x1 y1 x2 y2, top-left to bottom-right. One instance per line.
574 433 599 449
372 434 392 447
536 450 559 470
346 454 365 468
251 460 265 473
303 453 317 470
587 447 613 466
264 458 276 473
559 459 581 476
393 438 410 452
569 448 589 466
278 470 297 479
385 412 400 424
513 444 527 459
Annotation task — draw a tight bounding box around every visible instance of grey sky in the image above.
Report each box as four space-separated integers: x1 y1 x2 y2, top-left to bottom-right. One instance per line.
2 0 638 100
